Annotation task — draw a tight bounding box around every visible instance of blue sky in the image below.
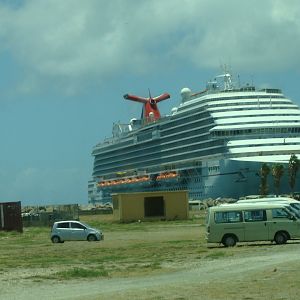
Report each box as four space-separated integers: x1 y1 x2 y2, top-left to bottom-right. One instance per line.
0 0 299 205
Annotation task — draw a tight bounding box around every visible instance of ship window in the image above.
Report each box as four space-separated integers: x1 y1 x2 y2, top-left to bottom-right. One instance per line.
144 196 165 217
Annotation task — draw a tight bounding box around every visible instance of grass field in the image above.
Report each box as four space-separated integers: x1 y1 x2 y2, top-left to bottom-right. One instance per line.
1 212 300 299
0 212 208 280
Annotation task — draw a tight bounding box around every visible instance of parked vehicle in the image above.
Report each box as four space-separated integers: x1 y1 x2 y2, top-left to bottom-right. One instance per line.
224 199 300 218
237 197 300 211
189 200 202 211
206 203 300 247
51 220 104 243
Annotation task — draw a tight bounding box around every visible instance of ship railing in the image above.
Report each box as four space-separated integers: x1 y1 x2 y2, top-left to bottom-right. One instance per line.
140 114 171 127
156 172 178 181
98 176 150 187
98 171 180 188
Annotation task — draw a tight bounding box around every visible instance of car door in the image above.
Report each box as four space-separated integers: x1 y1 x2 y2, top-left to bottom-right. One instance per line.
56 222 72 240
243 209 269 241
70 222 87 240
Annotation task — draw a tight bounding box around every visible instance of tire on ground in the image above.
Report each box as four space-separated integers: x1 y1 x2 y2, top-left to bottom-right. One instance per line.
274 232 288 245
222 234 237 247
87 234 97 242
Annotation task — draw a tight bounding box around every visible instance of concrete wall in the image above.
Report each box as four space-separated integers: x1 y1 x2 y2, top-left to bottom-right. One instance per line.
112 191 188 222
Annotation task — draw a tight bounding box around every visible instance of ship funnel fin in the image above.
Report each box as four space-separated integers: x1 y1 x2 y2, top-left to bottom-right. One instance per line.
123 91 170 121
149 89 155 104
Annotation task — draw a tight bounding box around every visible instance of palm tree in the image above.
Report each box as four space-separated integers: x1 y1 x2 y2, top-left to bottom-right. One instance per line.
288 154 300 193
259 163 270 197
272 164 284 196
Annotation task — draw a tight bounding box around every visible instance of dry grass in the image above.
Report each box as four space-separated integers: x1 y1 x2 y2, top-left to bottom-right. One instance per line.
0 212 207 280
1 211 300 300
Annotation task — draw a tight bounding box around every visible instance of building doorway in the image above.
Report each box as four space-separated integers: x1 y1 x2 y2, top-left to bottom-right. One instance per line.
144 196 165 217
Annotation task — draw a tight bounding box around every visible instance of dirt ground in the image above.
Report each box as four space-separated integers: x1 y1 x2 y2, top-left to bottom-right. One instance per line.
1 223 300 299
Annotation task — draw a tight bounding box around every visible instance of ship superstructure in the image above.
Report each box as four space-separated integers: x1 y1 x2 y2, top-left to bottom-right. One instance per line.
89 72 300 203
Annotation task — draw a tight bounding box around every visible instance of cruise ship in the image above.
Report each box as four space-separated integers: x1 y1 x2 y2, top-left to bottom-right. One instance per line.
88 72 300 203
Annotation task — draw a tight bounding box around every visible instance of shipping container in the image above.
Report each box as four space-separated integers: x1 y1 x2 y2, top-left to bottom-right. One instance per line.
0 201 23 232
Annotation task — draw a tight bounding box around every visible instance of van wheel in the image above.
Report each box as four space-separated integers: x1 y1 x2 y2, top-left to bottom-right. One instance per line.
274 232 287 245
222 235 237 247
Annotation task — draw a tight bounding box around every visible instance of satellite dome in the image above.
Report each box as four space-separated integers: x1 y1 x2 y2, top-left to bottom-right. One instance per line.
181 87 192 102
171 107 178 115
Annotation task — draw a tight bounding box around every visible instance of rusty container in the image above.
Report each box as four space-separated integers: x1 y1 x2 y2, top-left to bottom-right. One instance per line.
0 201 23 233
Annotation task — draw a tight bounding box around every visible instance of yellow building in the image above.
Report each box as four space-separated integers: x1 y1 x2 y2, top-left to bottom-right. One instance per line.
112 190 188 222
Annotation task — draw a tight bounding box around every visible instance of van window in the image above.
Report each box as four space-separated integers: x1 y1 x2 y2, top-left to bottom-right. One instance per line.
272 208 289 218
215 211 242 223
244 210 266 222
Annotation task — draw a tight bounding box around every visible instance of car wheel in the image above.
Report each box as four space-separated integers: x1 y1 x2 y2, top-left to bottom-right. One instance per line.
222 235 237 247
274 232 287 245
51 236 61 243
87 234 97 242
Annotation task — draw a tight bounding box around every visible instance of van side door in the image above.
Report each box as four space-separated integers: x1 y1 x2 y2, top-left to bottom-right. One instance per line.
212 210 244 242
243 209 268 241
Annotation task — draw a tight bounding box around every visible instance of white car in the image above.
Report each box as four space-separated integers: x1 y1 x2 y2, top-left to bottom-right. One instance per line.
51 220 104 243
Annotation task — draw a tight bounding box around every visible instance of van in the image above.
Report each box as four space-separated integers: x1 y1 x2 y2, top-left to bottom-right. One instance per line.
237 197 300 211
228 199 300 218
189 200 202 211
206 203 300 247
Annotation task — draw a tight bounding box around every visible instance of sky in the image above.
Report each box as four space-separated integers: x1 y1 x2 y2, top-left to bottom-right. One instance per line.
0 0 300 205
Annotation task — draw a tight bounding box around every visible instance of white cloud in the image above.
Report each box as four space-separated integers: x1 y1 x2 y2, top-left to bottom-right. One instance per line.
0 0 299 92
